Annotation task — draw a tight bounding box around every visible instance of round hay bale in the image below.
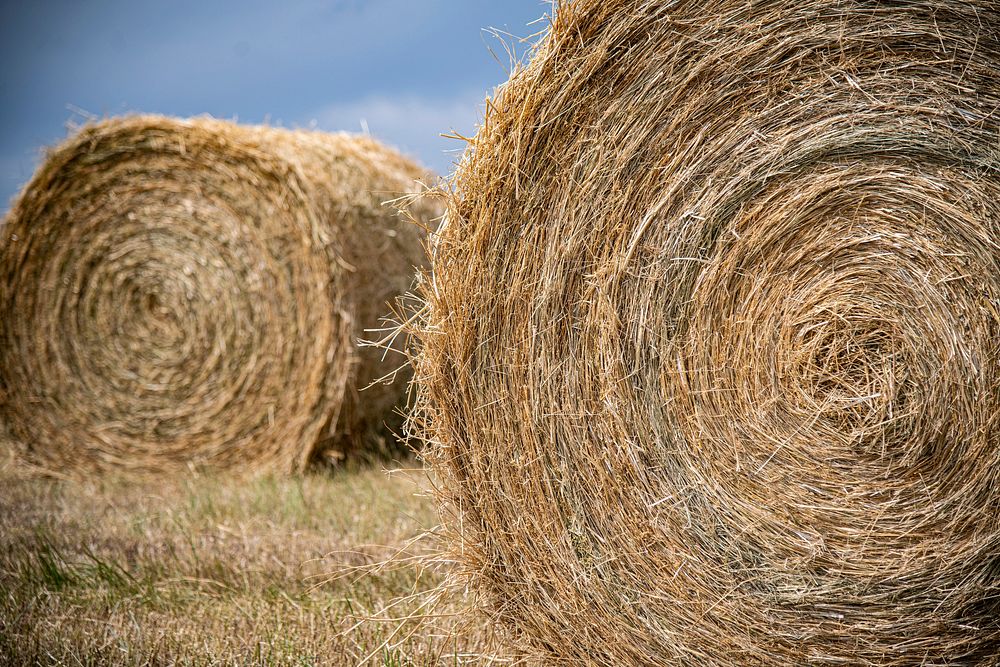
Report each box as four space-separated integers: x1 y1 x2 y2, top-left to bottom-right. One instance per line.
413 1 1000 664
0 115 437 474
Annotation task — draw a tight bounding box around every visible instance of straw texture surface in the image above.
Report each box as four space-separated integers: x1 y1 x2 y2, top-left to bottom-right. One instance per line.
412 1 1000 664
1 115 436 474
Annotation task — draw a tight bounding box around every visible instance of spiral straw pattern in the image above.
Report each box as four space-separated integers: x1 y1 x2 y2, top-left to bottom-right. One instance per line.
413 1 1000 664
1 115 435 474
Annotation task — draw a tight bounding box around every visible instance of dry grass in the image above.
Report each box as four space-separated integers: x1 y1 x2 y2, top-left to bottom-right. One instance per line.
0 115 440 475
0 451 486 665
410 0 1000 664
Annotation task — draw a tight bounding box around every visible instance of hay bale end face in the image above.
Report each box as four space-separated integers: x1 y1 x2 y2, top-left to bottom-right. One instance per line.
414 1 1000 664
0 115 437 474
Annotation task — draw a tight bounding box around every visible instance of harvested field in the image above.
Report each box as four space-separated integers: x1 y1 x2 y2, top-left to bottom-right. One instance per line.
0 453 483 665
411 1 1000 664
0 115 439 475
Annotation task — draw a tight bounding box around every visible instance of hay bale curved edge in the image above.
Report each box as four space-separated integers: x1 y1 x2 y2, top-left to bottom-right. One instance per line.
0 115 439 474
411 1 1000 664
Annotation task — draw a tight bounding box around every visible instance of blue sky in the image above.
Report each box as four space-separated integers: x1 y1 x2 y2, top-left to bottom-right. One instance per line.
0 0 550 211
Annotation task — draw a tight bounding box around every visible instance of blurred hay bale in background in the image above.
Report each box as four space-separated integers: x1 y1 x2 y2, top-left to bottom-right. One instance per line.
0 115 438 474
411 0 1000 664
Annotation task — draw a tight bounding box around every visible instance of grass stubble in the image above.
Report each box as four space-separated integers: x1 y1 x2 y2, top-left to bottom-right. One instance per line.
0 448 486 666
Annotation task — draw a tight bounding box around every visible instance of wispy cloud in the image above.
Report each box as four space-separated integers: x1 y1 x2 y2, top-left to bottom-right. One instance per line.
304 89 491 176
0 2 545 208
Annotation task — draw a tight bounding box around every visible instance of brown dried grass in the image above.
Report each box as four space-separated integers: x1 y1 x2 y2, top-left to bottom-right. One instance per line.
0 115 438 475
411 1 1000 664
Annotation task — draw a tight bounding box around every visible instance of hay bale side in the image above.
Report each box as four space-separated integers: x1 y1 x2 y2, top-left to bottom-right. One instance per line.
413 1 1000 664
0 115 437 474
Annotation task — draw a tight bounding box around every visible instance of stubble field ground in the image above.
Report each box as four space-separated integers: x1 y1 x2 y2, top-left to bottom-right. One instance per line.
0 449 480 666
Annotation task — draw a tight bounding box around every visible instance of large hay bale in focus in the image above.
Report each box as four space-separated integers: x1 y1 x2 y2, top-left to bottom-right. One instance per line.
0 115 437 474
413 1 1000 664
